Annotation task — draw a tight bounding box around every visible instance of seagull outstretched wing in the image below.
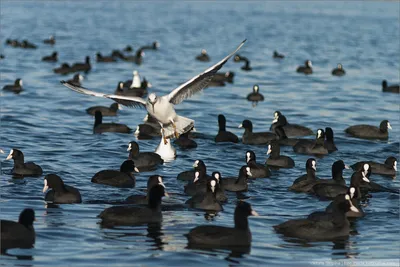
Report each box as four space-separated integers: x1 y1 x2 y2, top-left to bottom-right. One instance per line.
60 81 146 108
167 39 246 105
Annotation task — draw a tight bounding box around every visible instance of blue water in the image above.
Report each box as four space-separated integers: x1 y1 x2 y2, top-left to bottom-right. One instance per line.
1 1 399 266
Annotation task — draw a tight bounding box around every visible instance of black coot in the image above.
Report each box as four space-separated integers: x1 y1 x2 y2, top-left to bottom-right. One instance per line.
186 201 258 248
239 120 276 145
274 193 359 241
43 174 82 204
289 158 319 193
351 156 397 177
91 160 138 188
86 103 119 116
3 78 23 94
293 129 328 155
245 150 271 178
270 111 313 137
296 60 312 74
215 114 239 143
99 184 168 226
1 209 35 251
93 111 131 134
5 149 43 177
125 175 165 204
265 140 295 168
223 166 251 192
127 141 163 171
345 120 392 140
186 178 223 212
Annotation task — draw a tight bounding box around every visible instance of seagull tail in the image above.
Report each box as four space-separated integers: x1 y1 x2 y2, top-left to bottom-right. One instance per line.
164 116 194 139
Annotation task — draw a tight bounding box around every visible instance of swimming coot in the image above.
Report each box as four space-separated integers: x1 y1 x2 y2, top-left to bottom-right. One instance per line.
174 131 197 149
42 51 58 62
246 84 264 102
293 129 328 155
274 193 358 241
66 74 84 86
186 178 223 212
195 49 210 62
125 175 166 204
1 209 35 250
223 166 251 192
345 120 392 140
270 111 313 137
296 60 312 74
351 156 397 177
382 80 399 93
245 150 271 178
215 114 239 143
99 184 168 226
265 140 295 168
43 174 82 204
186 201 258 248
239 120 276 145
93 111 132 134
332 64 346 76
91 160 138 188
289 158 319 193
5 149 43 177
2 78 23 94
127 141 163 171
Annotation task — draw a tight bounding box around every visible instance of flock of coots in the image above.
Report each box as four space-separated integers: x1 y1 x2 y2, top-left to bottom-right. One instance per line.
1 35 398 255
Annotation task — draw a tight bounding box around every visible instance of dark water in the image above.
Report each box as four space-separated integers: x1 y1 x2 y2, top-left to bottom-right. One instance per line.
1 1 399 266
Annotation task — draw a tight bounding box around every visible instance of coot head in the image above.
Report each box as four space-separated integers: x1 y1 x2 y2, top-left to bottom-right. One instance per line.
43 174 65 193
325 127 335 141
379 120 392 132
253 84 259 93
385 156 397 171
245 150 256 163
238 120 253 132
6 148 24 161
19 209 35 228
218 114 226 130
147 175 165 190
120 160 139 173
306 158 317 171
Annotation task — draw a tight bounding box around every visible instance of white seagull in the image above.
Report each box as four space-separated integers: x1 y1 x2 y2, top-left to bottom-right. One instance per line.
61 40 246 143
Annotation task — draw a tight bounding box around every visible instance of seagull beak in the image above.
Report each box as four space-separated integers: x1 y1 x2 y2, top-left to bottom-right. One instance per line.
151 103 155 114
134 167 140 173
251 210 259 216
238 124 243 128
43 179 49 193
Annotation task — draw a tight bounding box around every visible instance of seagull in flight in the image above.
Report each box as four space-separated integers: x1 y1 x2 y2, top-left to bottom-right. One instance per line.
61 40 246 144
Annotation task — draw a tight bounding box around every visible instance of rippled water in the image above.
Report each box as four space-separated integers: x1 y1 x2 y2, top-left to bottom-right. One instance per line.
1 1 399 266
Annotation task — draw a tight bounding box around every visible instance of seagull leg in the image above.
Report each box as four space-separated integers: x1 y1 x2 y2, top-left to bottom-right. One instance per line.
170 119 179 138
162 128 168 145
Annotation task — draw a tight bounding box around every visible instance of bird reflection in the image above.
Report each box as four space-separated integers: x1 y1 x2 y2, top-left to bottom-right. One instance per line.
146 222 166 250
100 222 167 251
332 239 359 259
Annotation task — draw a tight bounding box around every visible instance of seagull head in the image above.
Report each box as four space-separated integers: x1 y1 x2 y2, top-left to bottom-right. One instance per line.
148 93 157 113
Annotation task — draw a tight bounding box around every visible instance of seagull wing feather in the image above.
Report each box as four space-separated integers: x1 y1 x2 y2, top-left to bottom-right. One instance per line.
167 39 246 105
60 81 146 108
